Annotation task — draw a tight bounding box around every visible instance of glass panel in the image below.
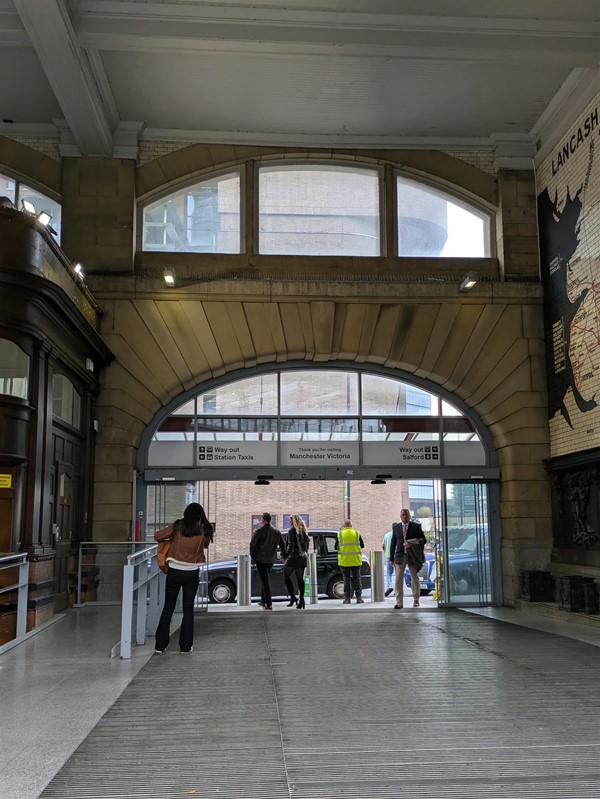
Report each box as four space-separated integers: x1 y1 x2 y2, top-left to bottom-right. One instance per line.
173 399 196 415
397 175 488 257
142 172 241 253
52 374 81 427
280 418 359 440
440 482 490 605
442 416 479 442
280 371 358 415
441 400 463 416
0 173 16 204
361 373 438 415
0 339 29 399
362 417 440 441
18 185 62 244
196 374 277 415
258 164 380 256
194 417 278 441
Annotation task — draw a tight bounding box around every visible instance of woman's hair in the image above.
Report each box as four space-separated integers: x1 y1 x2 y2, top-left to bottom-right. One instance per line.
176 503 213 538
290 514 309 547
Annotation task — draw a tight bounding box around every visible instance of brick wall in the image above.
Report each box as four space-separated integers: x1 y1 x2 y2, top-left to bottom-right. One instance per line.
147 479 415 563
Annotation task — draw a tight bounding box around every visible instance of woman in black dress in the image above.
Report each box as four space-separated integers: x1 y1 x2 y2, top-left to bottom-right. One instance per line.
284 514 310 609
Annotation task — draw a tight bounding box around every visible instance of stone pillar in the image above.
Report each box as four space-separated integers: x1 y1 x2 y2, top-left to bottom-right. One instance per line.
496 170 540 280
61 158 136 273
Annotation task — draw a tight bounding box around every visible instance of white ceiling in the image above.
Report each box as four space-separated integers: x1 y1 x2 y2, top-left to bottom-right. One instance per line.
0 0 599 163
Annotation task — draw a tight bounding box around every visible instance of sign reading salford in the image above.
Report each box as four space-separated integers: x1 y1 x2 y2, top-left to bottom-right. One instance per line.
363 441 440 466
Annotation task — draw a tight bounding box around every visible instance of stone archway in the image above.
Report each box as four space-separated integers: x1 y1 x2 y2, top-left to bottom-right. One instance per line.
92 286 550 604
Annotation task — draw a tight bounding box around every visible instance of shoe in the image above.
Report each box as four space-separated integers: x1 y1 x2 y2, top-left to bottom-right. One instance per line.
342 598 351 604
264 604 273 610
394 604 403 609
385 587 393 597
180 647 193 654
287 599 297 607
297 598 305 609
154 649 164 654
257 601 265 607
413 600 420 608
356 597 364 604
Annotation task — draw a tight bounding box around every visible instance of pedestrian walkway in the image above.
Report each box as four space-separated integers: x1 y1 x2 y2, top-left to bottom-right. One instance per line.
4 597 600 799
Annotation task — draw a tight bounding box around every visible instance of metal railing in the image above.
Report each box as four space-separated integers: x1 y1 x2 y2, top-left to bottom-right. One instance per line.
73 541 157 606
111 544 161 659
0 554 29 655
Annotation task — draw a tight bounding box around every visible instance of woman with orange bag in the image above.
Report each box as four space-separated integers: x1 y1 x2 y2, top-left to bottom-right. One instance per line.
154 503 213 653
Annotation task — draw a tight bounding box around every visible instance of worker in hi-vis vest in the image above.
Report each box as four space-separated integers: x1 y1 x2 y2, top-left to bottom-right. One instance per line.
335 520 365 604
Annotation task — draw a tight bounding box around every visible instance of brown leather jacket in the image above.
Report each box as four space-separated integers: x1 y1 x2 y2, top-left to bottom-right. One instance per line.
154 523 210 565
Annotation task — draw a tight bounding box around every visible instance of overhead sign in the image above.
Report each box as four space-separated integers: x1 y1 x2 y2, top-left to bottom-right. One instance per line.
364 440 440 466
281 442 359 466
147 438 486 469
197 442 277 466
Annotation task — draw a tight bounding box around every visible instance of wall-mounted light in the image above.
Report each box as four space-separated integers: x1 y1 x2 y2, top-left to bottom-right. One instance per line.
459 273 478 292
371 473 392 485
163 268 176 287
85 357 94 372
73 263 84 278
21 199 36 214
254 475 273 486
36 211 52 226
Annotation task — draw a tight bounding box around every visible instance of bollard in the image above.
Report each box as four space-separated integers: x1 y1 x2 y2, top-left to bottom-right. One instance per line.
237 554 251 606
307 551 319 605
370 550 385 602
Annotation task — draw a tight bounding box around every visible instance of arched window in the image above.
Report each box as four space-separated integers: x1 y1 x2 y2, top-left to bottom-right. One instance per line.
147 368 486 469
139 161 493 258
0 171 62 243
258 163 381 256
0 339 29 399
141 171 241 253
52 374 81 428
396 175 490 257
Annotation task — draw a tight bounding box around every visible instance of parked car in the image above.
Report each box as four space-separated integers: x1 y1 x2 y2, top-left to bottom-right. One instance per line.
404 525 489 596
444 527 489 594
203 528 371 603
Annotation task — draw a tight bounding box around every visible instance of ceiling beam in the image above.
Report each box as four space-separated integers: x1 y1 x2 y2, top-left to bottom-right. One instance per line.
12 0 114 156
74 1 600 66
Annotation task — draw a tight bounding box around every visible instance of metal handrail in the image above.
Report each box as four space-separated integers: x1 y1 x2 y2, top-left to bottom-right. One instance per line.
111 545 160 659
0 553 29 655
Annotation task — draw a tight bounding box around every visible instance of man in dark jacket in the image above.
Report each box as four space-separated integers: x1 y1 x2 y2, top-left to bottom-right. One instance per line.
250 512 287 609
389 508 426 609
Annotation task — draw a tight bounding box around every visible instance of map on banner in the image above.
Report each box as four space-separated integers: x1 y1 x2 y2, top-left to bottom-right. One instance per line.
537 105 600 455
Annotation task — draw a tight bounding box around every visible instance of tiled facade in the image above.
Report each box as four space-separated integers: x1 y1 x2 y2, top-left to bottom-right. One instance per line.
536 91 600 459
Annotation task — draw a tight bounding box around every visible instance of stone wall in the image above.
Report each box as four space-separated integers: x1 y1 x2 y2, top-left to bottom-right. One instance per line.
0 138 552 606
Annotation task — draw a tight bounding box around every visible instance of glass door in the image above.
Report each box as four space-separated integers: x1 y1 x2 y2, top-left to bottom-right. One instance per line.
437 481 491 606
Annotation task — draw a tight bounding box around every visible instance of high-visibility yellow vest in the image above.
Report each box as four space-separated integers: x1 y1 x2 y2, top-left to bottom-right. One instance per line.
337 527 362 567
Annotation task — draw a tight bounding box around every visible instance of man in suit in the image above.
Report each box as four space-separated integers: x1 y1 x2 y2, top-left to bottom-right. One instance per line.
389 508 426 609
250 512 287 610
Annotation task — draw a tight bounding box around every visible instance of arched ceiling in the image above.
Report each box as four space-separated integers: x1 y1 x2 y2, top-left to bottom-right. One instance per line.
0 1 598 164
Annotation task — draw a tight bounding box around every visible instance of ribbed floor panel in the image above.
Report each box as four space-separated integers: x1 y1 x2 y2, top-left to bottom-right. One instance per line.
40 610 600 798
